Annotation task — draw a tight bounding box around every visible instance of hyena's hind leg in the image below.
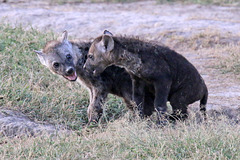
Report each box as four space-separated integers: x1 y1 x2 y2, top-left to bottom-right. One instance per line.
169 85 208 122
200 90 208 121
87 88 107 123
169 89 190 122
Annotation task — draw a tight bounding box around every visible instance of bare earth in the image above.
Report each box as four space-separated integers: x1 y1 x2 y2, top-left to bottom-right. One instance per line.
1 1 240 111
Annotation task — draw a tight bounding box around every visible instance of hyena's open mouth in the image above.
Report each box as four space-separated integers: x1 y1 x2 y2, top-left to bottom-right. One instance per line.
63 72 77 81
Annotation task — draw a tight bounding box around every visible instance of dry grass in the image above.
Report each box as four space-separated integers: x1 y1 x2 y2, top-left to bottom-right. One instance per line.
154 29 240 77
155 29 239 49
0 115 239 159
0 23 240 159
214 44 240 75
187 31 240 76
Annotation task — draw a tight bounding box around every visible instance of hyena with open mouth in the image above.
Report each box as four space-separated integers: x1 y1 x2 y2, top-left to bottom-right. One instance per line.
84 30 208 122
34 31 155 123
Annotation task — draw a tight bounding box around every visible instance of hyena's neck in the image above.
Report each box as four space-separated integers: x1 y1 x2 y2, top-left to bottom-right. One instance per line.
114 49 142 76
70 41 93 89
70 41 91 63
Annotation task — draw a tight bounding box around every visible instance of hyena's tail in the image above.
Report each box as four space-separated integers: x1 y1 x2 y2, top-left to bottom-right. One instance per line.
200 89 208 120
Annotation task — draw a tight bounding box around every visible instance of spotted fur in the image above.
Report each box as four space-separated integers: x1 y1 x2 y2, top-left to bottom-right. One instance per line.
84 31 208 121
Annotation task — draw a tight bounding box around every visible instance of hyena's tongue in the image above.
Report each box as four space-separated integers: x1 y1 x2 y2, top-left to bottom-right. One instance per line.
65 72 77 81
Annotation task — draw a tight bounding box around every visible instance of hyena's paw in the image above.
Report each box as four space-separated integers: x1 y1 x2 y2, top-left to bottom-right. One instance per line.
87 107 103 125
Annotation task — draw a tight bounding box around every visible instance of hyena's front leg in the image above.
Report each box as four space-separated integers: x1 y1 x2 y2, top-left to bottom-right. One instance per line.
131 76 145 118
154 79 171 124
87 88 107 123
86 87 94 122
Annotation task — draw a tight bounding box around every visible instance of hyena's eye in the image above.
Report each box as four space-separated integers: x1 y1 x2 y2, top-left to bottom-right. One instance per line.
66 54 72 60
88 55 94 60
53 62 60 68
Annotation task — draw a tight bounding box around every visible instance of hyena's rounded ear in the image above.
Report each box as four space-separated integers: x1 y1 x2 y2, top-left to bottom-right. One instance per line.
34 50 47 66
103 30 113 37
101 31 114 52
61 30 68 43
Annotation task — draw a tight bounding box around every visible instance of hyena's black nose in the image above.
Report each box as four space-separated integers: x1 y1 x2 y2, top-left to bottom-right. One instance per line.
66 67 74 75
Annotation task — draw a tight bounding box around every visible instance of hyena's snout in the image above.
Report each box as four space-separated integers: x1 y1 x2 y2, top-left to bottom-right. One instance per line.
83 63 93 73
83 64 98 76
66 67 74 75
63 66 77 81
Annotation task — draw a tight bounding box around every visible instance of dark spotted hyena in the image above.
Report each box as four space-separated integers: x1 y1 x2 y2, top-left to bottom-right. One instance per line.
34 31 155 123
84 30 208 121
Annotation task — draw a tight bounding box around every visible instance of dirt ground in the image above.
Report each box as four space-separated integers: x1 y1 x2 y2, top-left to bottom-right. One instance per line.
1 0 240 111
